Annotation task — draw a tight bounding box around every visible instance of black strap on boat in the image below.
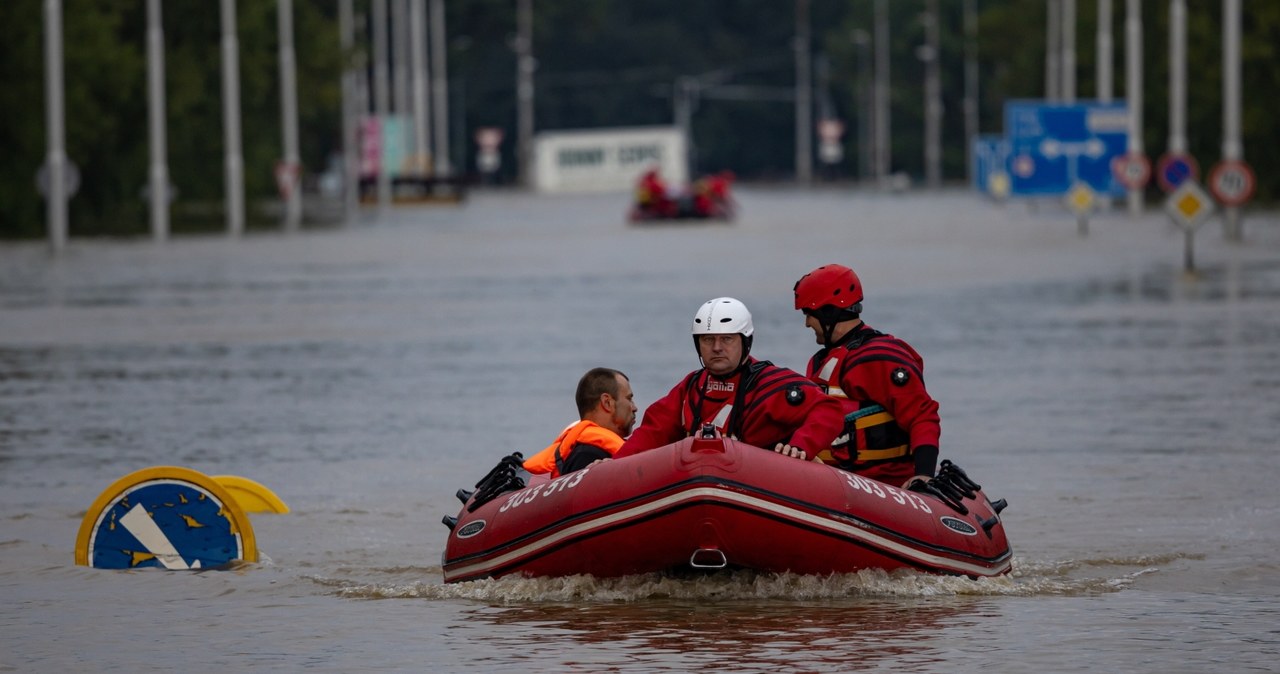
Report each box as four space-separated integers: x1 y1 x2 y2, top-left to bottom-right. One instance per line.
467 452 526 512
909 479 968 515
936 459 981 495
909 460 988 516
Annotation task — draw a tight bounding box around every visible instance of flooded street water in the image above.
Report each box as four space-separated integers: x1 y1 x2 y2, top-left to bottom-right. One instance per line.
2 188 1279 671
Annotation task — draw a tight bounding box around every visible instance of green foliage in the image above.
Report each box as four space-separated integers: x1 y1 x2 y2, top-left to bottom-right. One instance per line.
2 0 1276 238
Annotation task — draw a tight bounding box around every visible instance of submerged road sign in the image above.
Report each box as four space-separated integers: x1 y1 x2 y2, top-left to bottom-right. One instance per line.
1166 180 1213 230
1156 152 1199 194
1112 152 1152 190
1208 159 1256 207
972 135 1011 198
75 466 259 569
1004 100 1128 198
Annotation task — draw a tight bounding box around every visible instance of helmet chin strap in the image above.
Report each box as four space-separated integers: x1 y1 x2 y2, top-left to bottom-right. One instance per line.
811 304 860 349
820 321 840 349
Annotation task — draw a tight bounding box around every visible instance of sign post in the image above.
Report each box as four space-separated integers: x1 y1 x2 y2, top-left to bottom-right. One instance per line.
475 127 504 179
1066 182 1097 237
274 161 300 201
1164 180 1213 276
817 118 845 166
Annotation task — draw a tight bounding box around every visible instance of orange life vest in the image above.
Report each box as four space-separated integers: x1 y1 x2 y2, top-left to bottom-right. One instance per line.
523 420 624 478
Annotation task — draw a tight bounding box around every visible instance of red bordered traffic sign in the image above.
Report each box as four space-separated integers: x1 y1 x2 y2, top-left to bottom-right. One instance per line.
1111 152 1151 190
1156 152 1199 193
1208 159 1256 207
475 127 504 151
274 161 300 199
817 118 845 142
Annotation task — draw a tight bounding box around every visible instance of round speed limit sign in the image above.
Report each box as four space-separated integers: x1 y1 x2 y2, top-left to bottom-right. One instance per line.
1208 159 1256 206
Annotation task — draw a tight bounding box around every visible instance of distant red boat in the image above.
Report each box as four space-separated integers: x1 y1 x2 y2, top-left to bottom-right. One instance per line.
441 435 1011 583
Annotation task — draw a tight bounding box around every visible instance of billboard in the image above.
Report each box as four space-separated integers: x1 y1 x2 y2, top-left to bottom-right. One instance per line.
533 127 688 193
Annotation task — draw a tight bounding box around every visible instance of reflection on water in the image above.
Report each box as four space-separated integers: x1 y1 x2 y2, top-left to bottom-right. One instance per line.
464 598 984 672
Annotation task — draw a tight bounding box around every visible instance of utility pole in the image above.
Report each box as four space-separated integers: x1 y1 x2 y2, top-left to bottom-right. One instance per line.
372 0 391 211
963 0 979 185
794 0 812 185
1046 0 1061 101
1062 0 1076 102
873 0 890 182
392 0 410 115
221 0 245 236
339 0 360 222
43 0 68 252
410 0 431 175
1096 0 1112 212
1168 0 1186 157
278 0 302 231
851 29 872 182
1124 0 1143 216
516 0 534 187
1097 0 1113 102
1221 0 1243 240
922 0 942 188
146 0 169 241
429 0 450 177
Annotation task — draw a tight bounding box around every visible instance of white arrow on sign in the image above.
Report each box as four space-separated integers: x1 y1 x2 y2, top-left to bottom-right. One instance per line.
1039 138 1106 160
119 504 191 570
1084 138 1105 159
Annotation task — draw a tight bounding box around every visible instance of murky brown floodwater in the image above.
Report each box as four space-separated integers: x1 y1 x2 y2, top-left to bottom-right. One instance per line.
2 188 1278 671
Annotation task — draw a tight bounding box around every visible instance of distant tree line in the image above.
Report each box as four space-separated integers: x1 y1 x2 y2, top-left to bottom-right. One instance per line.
2 0 1276 238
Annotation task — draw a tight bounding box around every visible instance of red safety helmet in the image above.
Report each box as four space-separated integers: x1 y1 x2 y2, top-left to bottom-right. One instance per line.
793 264 864 312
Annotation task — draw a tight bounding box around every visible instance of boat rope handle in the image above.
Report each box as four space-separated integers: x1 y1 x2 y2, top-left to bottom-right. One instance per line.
468 452 527 512
909 480 968 515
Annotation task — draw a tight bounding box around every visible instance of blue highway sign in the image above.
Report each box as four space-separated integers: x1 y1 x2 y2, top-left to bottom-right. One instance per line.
1004 100 1129 198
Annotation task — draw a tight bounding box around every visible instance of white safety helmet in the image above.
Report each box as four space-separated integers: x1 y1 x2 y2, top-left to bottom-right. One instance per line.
691 297 755 367
692 297 754 336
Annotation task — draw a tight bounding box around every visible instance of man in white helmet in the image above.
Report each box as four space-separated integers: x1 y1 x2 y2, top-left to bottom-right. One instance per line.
614 297 843 461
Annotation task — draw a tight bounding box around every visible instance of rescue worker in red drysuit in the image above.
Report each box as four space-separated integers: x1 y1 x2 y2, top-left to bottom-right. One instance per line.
524 368 638 478
690 171 735 218
634 168 675 218
614 297 843 461
793 264 942 488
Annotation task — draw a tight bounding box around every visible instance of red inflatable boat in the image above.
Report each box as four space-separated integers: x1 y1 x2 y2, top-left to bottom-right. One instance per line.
441 436 1012 583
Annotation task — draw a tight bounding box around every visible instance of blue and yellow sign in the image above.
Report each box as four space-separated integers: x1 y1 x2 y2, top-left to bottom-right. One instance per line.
75 466 258 570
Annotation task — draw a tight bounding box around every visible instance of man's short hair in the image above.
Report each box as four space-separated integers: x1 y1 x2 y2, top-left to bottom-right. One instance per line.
576 367 628 417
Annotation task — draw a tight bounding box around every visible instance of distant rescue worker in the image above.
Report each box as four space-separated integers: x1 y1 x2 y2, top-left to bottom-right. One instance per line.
524 368 638 478
614 297 842 462
691 171 735 218
793 264 941 487
634 167 675 217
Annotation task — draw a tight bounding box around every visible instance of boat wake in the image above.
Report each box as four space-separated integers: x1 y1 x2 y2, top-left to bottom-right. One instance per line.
305 552 1184 602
